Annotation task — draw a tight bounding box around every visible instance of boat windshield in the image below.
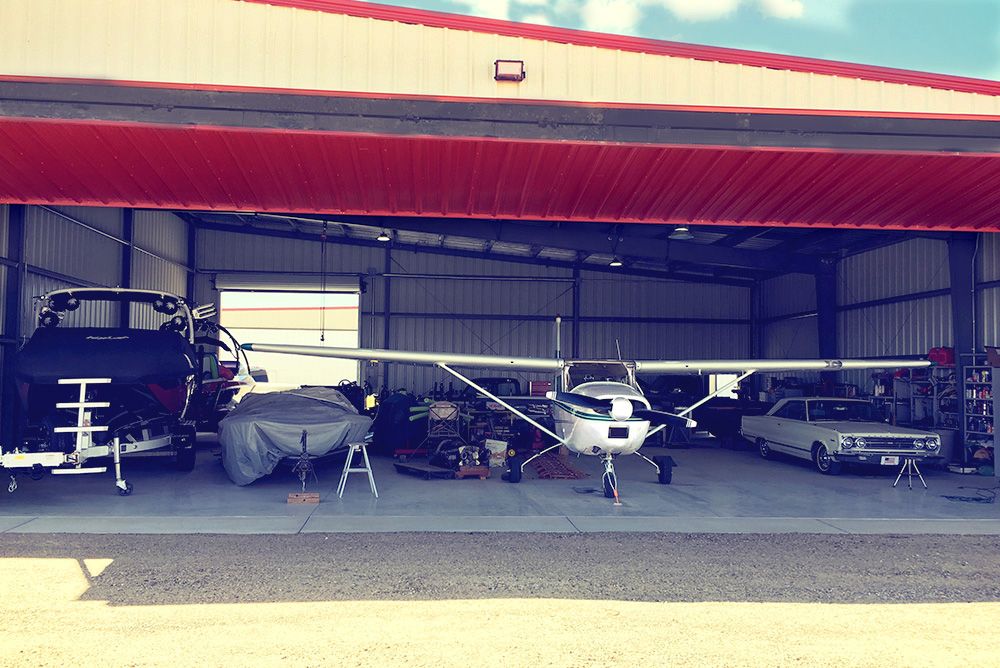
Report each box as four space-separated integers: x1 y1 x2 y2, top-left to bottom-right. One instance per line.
807 400 873 422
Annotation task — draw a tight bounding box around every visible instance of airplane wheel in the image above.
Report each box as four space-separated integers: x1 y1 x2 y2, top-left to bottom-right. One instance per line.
175 445 196 472
117 482 133 496
654 456 673 485
757 438 773 460
602 471 617 498
506 457 523 483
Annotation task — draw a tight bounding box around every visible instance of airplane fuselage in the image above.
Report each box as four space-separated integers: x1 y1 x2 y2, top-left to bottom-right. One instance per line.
551 381 652 457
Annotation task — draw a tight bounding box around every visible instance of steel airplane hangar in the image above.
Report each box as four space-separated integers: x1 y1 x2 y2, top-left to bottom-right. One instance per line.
243 342 931 504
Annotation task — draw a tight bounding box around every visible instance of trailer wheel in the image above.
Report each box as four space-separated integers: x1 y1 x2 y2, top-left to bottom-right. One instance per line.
175 445 196 472
117 482 133 496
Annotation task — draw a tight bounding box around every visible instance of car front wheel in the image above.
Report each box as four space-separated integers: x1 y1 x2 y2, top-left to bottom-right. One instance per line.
757 438 773 460
812 443 842 475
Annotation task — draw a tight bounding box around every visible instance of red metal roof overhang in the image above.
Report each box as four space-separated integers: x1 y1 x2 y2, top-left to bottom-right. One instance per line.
1 114 1000 233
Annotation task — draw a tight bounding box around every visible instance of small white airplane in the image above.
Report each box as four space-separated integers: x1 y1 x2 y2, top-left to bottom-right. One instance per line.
242 339 930 504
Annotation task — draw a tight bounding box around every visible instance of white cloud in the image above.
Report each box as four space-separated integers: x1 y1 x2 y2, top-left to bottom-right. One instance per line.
758 0 804 19
520 11 552 24
655 0 740 22
514 0 550 6
453 0 511 20
581 0 644 33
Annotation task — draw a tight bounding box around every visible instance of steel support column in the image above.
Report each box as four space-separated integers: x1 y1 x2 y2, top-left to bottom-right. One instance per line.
815 259 839 391
382 244 392 391
948 234 978 463
119 209 133 328
571 267 581 359
2 204 25 446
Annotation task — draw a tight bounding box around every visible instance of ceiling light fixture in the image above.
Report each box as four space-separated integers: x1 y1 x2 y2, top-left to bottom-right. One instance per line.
377 230 392 242
609 257 624 268
669 225 694 241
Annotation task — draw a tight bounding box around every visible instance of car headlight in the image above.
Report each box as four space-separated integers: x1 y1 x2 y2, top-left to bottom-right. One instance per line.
926 438 940 451
841 436 855 449
855 437 867 449
913 438 925 449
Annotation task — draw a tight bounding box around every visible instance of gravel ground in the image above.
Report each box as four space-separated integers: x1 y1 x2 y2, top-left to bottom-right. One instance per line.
2 533 999 667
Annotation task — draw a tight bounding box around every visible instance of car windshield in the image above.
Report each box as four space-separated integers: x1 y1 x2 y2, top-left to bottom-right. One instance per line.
807 400 873 422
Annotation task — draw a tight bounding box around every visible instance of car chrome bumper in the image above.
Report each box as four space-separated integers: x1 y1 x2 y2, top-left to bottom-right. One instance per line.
835 451 942 464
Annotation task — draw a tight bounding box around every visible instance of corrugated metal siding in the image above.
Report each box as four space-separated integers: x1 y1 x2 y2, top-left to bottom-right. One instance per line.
130 257 189 329
49 206 122 237
838 239 949 305
23 205 121 287
388 250 573 316
2 0 999 115
977 232 1000 283
977 286 1000 347
383 318 557 393
134 210 187 264
578 273 748 319
759 273 816 319
579 322 748 361
838 296 952 358
198 229 383 275
763 317 820 360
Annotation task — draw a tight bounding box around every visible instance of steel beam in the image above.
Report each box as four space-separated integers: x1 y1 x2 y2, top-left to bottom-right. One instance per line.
190 218 754 287
310 215 816 274
572 267 581 358
382 244 392 391
187 222 197 303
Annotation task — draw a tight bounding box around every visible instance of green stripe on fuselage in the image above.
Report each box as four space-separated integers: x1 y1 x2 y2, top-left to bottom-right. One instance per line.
552 401 646 422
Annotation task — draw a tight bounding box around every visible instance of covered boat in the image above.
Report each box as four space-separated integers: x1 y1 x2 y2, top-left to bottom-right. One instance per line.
219 387 372 486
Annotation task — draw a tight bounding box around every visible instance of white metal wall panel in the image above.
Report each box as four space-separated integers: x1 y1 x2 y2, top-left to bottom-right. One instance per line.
763 316 820 360
23 205 121 287
977 286 1000 348
838 239 950 305
382 317 557 393
130 256 188 329
389 249 573 316
50 206 122 237
2 0 998 115
134 210 188 264
198 229 383 275
578 273 749 319
578 321 749 361
976 232 1000 283
759 273 816 319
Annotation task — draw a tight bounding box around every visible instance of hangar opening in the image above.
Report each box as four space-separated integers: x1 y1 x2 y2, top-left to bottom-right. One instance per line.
0 0 997 524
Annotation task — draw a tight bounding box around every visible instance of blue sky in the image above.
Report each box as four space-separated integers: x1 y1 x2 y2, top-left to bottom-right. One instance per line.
377 0 1000 80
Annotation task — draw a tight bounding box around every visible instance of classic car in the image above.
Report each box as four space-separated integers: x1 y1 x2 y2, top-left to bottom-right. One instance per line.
740 397 941 474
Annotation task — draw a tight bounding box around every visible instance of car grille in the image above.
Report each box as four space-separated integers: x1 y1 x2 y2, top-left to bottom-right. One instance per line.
859 438 918 450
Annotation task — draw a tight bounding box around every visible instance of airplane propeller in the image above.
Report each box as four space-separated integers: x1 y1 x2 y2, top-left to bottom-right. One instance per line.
549 392 696 428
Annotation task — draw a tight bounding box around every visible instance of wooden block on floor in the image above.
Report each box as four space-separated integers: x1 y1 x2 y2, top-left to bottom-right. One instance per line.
287 492 320 504
455 465 490 480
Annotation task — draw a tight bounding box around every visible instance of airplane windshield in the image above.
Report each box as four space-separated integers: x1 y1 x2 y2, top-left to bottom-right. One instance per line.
567 362 630 387
808 400 873 422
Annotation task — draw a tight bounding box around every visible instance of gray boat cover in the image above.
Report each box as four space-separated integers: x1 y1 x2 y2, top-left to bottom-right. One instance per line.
219 387 373 486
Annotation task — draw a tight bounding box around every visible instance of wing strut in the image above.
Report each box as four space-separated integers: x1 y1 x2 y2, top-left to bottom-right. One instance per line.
678 369 758 417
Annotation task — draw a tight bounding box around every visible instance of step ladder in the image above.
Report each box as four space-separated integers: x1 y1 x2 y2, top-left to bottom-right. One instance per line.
337 441 378 498
51 378 132 495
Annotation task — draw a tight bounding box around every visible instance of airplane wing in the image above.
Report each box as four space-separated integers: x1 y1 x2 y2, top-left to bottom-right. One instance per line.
241 343 562 372
633 358 932 374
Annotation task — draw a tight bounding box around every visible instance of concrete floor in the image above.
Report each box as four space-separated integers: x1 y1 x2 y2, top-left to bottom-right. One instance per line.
1 436 997 534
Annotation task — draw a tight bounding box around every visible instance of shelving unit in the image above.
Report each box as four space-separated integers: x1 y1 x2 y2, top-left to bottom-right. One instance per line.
962 362 994 466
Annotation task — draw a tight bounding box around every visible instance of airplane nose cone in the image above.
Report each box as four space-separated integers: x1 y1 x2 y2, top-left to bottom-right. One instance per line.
610 397 633 421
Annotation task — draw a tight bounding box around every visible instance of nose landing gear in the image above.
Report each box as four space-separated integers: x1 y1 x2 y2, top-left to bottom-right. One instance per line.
602 455 621 505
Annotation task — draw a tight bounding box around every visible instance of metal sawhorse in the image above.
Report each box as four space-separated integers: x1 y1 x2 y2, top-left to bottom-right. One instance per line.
337 441 378 498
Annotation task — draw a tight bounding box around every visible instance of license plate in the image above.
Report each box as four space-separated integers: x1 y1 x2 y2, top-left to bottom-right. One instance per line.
881 455 900 466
